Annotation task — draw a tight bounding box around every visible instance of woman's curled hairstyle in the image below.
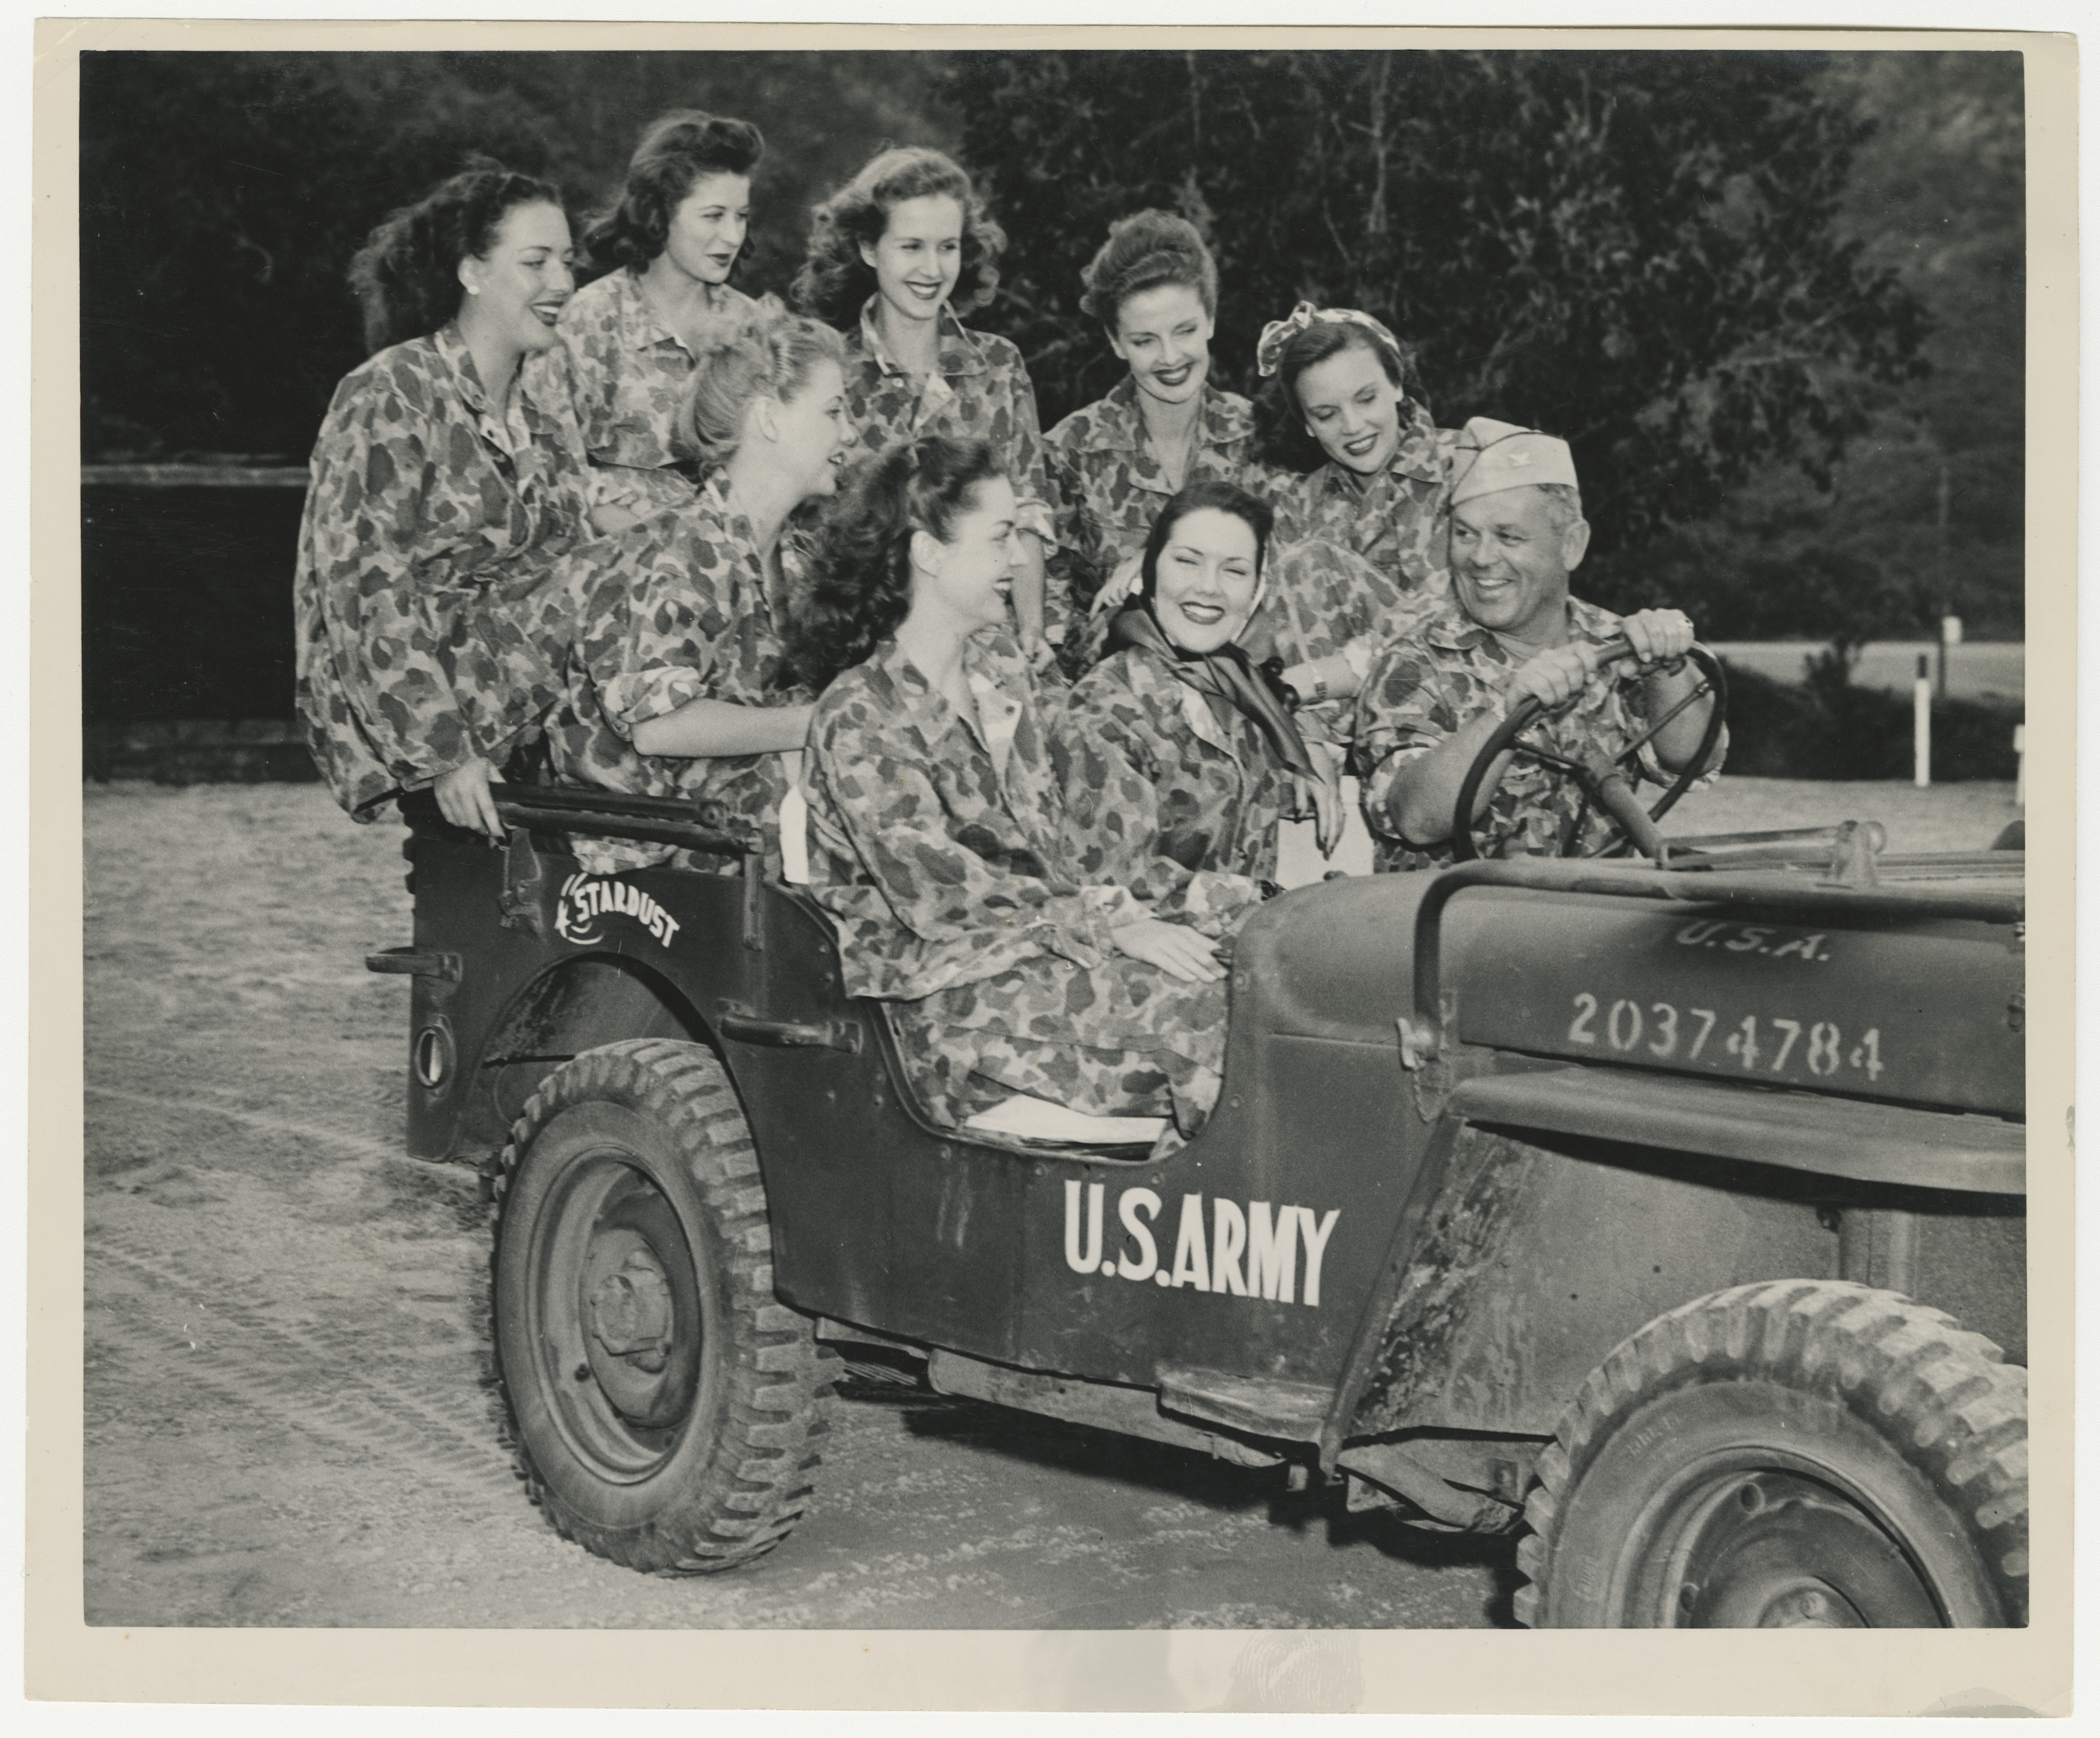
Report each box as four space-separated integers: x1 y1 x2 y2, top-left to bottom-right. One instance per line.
1253 314 1426 474
1079 209 1219 327
793 435 1005 690
793 147 1006 331
347 160 562 355
579 109 764 277
676 293 846 471
1138 478 1274 602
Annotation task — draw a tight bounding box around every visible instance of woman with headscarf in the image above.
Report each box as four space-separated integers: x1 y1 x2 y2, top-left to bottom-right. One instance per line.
1254 301 1458 598
1055 479 1340 926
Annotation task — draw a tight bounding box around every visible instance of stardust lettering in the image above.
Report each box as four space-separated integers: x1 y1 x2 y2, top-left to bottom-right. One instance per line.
1063 1181 1339 1308
555 873 683 948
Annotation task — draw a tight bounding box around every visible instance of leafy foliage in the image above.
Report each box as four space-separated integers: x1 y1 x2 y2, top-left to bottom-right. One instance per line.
1584 52 2025 642
944 49 1927 564
1721 663 2019 780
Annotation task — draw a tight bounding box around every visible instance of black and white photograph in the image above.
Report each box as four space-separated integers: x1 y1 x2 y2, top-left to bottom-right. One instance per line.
40 15 2074 1717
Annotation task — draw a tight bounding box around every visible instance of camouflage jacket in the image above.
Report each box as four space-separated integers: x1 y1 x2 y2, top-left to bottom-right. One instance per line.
804 628 1140 1003
1237 536 1446 756
842 298 1054 544
549 471 813 875
1356 595 1728 871
293 322 594 819
1054 645 1288 931
1043 377 1265 613
536 268 754 519
1272 396 1460 597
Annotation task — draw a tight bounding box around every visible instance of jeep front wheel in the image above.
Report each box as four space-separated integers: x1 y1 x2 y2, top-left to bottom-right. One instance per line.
492 1038 837 1573
1514 1281 2027 1628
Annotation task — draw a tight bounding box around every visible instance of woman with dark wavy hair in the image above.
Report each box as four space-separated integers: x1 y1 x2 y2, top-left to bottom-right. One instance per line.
793 147 1058 668
297 162 592 838
796 436 1229 1143
1044 211 1270 656
1056 479 1339 917
552 296 850 878
1253 303 1458 598
547 109 765 534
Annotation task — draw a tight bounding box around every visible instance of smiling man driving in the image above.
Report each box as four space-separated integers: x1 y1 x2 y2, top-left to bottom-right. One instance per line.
1353 418 1724 872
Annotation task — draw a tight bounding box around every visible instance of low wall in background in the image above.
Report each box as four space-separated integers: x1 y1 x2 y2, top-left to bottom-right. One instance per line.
85 468 310 728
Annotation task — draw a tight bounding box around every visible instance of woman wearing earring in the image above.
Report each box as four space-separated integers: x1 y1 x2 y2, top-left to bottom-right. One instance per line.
1056 480 1339 924
1254 302 1458 597
793 147 1058 667
1041 211 1263 653
553 296 853 876
548 110 764 536
793 436 1228 1140
296 162 592 838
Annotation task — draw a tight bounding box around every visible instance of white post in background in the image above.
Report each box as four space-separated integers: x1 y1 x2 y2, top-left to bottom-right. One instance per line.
1940 613 1962 700
1913 654 1932 788
2013 723 2025 807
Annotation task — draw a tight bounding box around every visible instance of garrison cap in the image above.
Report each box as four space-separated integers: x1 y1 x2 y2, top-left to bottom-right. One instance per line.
1448 417 1580 506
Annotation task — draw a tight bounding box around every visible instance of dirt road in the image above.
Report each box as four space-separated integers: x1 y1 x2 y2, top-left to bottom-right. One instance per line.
83 782 1513 1629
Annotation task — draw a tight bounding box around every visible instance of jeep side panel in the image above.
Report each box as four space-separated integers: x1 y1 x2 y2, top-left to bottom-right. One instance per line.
408 827 1450 1398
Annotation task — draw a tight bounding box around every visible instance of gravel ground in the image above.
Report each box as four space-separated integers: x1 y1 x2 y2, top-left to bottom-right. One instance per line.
80 775 2020 1629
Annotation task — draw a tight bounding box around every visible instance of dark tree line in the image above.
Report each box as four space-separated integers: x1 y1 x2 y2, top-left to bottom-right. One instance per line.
1606 51 2025 642
946 48 1929 569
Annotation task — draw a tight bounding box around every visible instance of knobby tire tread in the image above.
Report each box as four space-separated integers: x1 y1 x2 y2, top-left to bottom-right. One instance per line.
491 1038 840 1575
1511 1279 2028 1628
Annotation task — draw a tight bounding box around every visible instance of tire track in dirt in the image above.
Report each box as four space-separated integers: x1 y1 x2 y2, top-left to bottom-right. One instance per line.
88 1232 520 1502
86 1081 432 1173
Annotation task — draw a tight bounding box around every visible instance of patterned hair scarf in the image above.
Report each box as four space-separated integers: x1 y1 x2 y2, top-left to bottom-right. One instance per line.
1255 301 1405 379
1108 601 1322 784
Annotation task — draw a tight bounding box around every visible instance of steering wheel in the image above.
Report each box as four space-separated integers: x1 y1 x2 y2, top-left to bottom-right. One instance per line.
1450 638 1728 864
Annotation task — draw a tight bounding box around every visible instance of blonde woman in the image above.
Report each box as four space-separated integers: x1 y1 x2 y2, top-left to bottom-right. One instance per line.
552 296 853 876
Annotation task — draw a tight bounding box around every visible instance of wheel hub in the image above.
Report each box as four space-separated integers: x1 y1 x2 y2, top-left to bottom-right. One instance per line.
1686 1571 1866 1628
1665 1470 1936 1628
589 1252 675 1374
568 1196 701 1435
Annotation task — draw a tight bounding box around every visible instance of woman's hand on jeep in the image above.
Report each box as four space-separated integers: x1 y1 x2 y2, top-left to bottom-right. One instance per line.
434 757 505 840
1111 917 1225 984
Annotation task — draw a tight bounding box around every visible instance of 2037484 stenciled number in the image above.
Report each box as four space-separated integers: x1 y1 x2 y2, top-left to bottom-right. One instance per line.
1566 992 1884 1082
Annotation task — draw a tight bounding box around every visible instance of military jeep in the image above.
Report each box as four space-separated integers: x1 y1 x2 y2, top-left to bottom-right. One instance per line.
370 645 2027 1628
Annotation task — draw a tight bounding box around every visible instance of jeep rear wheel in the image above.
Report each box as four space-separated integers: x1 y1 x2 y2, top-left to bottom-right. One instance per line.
1514 1281 2027 1628
492 1038 837 1573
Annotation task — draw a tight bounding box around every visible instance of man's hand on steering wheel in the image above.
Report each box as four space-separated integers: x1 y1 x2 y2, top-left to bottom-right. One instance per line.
1450 631 1728 864
1508 641 1604 712
1619 609 1697 670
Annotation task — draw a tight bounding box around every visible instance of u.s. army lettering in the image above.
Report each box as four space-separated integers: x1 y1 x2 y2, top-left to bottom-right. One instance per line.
1063 1180 1339 1306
